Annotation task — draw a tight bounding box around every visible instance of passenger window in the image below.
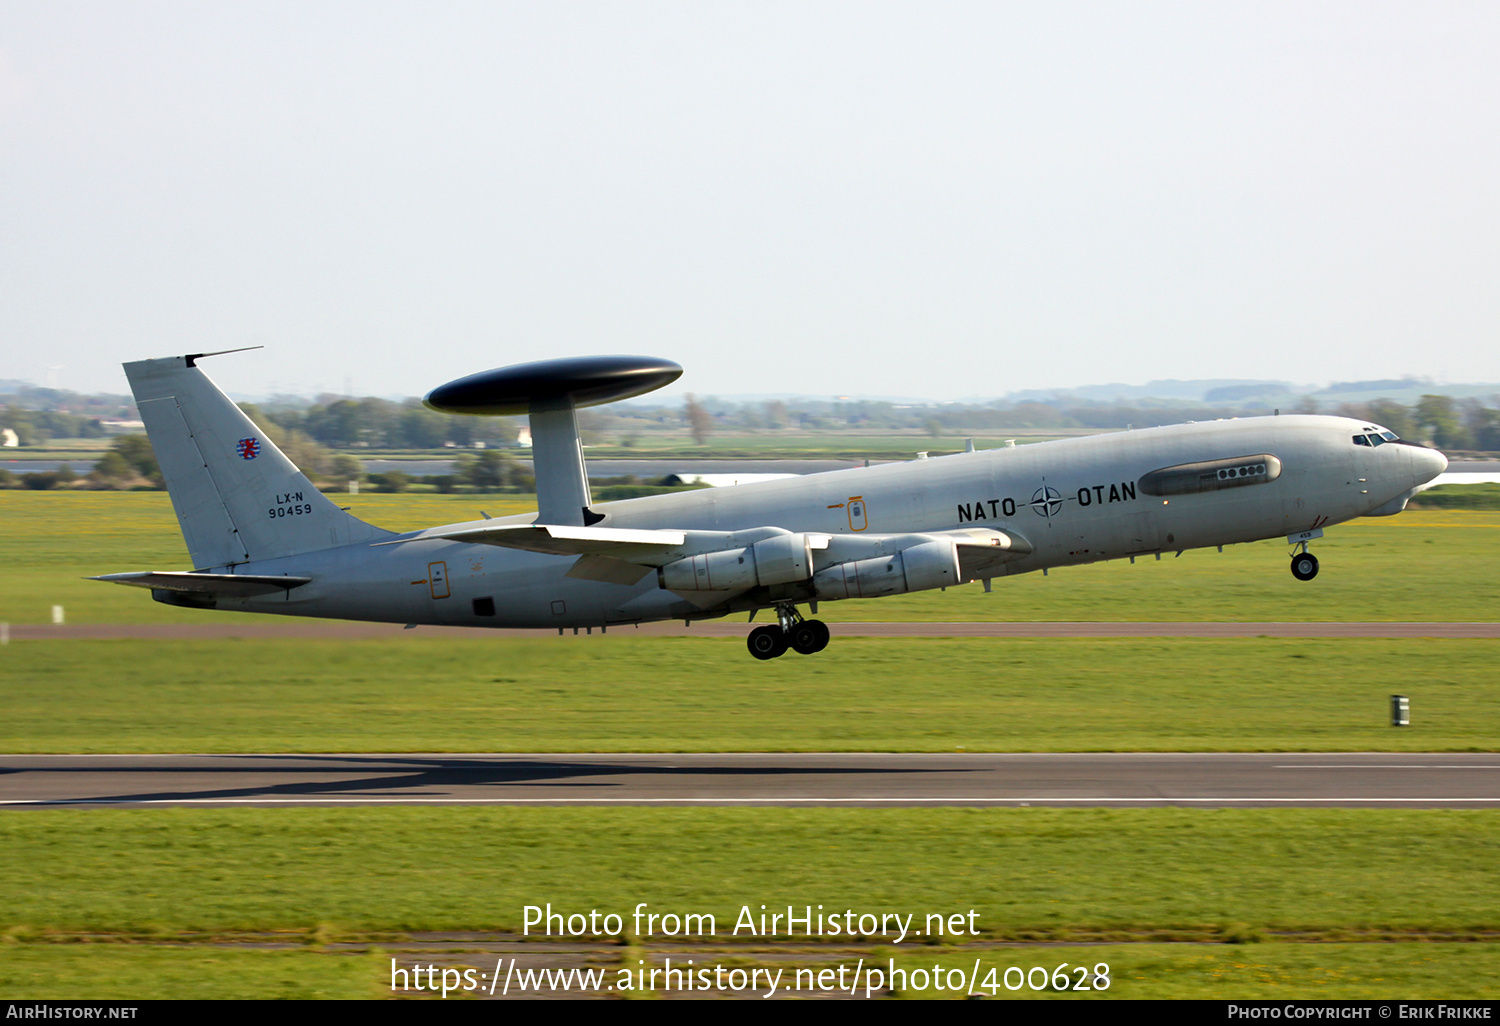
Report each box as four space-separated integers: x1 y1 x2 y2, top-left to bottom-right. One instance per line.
1353 435 1370 446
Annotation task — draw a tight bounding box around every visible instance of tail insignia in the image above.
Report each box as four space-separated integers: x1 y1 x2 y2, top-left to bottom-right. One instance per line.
236 437 261 460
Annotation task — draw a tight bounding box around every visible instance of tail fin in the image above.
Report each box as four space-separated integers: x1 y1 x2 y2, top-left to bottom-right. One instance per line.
124 353 391 569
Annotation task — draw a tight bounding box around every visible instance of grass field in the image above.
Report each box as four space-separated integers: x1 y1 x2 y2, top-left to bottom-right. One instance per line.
2 491 1497 624
2 636 1496 752
7 807 1494 937
1408 482 1500 510
3 492 1497 1000
4 942 1495 1000
1 430 1079 466
1 808 1497 999
880 943 1500 1000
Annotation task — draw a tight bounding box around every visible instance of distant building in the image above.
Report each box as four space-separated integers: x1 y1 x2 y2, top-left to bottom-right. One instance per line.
661 473 799 488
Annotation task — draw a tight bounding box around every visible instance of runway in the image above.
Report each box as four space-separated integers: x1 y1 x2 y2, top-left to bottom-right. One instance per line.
4 753 1498 808
10 621 1500 640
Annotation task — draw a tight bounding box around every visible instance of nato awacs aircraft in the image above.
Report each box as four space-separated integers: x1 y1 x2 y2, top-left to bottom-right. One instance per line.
97 351 1447 659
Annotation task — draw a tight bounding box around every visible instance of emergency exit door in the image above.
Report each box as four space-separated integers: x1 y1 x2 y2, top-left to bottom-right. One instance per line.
428 561 450 599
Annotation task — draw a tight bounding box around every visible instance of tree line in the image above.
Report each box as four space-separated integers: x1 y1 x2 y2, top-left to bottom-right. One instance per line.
3 387 1499 464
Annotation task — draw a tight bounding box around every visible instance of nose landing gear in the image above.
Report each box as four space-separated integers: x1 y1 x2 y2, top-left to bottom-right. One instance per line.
746 603 831 660
1290 542 1320 581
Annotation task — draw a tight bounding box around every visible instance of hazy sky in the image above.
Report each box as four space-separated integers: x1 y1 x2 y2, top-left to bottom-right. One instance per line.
3 2 1498 400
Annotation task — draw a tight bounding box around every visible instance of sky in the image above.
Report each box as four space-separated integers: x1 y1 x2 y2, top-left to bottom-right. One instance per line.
3 2 1498 401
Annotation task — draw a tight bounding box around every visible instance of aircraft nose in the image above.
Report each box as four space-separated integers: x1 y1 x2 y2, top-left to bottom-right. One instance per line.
1411 444 1448 487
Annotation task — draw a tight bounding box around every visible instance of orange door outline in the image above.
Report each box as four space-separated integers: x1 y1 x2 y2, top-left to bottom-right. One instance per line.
847 496 868 531
428 561 450 599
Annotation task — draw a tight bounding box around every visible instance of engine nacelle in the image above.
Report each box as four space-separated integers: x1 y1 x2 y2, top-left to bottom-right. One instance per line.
812 539 961 600
657 533 814 592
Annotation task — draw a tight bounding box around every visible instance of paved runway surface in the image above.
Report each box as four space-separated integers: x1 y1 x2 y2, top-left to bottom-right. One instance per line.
4 753 1498 808
11 621 1500 640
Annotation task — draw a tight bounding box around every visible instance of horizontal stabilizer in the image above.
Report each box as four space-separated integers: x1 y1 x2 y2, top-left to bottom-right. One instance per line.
91 572 312 597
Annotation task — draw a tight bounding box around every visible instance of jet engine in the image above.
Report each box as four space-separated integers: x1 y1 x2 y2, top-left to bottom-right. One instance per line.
812 539 961 600
657 533 814 592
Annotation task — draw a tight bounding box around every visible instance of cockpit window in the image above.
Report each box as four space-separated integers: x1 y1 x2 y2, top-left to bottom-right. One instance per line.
1368 433 1384 446
1379 430 1398 441
1353 434 1370 446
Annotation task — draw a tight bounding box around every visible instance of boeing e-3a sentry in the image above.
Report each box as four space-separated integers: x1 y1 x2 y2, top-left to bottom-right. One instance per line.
95 351 1447 659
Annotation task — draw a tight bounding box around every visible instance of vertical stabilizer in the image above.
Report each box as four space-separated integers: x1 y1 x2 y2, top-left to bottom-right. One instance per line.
124 354 391 568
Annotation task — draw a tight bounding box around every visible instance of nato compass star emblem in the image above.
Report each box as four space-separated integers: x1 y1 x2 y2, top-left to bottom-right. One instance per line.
1029 485 1063 519
236 437 260 460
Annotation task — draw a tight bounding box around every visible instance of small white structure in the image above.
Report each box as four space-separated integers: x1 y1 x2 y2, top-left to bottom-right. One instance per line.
666 473 800 488
1425 471 1500 487
1 428 16 447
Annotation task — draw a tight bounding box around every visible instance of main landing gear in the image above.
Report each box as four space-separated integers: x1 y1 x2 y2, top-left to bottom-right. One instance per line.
747 603 830 660
1290 542 1320 582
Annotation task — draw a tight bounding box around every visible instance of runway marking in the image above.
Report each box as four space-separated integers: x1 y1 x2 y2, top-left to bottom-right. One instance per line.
4 797 1498 806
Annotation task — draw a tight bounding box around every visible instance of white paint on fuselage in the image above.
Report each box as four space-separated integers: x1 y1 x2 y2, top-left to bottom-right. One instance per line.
225 415 1444 630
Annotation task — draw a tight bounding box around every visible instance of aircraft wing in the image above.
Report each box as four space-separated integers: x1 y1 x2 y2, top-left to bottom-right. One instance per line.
375 522 1030 586
375 523 689 561
376 523 702 586
91 571 312 597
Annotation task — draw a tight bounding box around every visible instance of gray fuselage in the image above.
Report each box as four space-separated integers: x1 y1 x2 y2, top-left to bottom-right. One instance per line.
214 415 1444 630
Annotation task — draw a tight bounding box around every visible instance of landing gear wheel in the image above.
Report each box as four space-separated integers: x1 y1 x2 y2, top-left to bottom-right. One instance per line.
747 624 788 660
809 619 830 652
1290 552 1319 581
789 619 831 655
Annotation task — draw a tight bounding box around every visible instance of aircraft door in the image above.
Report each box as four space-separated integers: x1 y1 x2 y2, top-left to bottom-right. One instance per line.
847 496 868 531
1113 508 1157 554
428 561 450 600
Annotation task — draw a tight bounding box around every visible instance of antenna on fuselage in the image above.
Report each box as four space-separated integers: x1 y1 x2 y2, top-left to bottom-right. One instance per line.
423 356 683 527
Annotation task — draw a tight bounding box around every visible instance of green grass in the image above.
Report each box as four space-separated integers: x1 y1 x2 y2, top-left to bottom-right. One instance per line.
879 942 1500 999
4 808 1498 999
0 432 1069 469
4 493 1498 1000
3 941 1496 999
0 492 536 624
1 808 1496 938
1409 483 1500 510
0 946 389 1000
2 636 1496 752
2 491 1497 624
